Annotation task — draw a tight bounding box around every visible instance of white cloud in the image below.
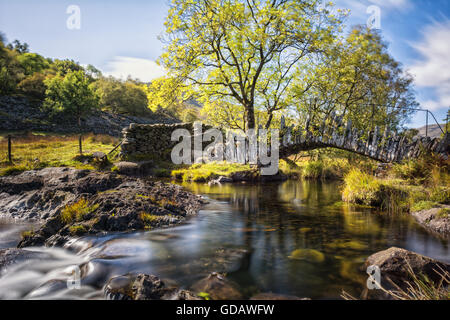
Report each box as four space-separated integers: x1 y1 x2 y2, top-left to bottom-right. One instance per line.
102 56 166 82
334 0 412 19
368 0 411 10
409 21 450 110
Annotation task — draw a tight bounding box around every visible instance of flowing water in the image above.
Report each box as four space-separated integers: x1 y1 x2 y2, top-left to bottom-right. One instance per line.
0 180 448 300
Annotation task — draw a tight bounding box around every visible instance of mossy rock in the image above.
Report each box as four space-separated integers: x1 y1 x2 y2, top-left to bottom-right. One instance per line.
288 249 325 263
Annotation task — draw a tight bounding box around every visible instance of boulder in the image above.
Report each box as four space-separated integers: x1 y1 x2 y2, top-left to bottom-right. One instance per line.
104 274 200 300
364 247 450 288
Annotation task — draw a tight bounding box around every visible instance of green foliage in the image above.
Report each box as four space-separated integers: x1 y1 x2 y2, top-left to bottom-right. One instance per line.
17 72 46 99
43 70 99 123
60 199 99 224
295 26 417 133
161 0 345 129
92 77 150 116
16 53 50 76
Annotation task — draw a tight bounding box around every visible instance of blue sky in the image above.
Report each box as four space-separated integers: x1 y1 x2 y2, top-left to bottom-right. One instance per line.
0 0 449 128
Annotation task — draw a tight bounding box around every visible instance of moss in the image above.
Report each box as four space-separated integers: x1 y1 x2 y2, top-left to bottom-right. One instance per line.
288 249 325 263
60 199 99 224
197 292 211 300
21 230 35 239
326 240 367 250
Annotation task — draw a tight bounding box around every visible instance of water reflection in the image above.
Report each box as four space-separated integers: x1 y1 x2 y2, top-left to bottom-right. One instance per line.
181 180 449 299
0 180 448 299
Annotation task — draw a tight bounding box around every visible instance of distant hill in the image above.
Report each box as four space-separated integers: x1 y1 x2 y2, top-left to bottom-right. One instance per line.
415 124 446 139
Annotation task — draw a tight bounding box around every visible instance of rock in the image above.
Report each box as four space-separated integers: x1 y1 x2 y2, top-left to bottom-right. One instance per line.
208 176 233 185
113 161 154 176
250 293 310 300
104 274 200 300
92 152 107 162
411 206 450 235
364 247 450 288
190 272 243 300
1 168 203 248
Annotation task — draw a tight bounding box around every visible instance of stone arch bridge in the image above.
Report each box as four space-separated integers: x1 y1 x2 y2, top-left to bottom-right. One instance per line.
121 115 448 163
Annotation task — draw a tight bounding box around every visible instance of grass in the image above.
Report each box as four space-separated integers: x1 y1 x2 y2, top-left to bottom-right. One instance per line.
279 156 371 180
342 169 382 206
341 153 450 213
171 161 251 182
0 132 120 176
411 200 439 212
342 264 449 300
140 212 163 229
437 208 449 219
69 225 88 236
60 199 99 224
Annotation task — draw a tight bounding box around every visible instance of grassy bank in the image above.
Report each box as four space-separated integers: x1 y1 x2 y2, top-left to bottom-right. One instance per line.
0 132 119 176
171 162 252 182
341 154 449 213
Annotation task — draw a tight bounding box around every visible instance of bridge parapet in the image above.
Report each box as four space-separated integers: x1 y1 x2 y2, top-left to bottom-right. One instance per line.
120 118 449 163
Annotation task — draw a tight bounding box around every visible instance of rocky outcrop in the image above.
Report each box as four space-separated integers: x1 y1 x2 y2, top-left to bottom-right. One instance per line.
104 274 200 300
364 247 450 289
0 96 178 137
411 206 450 235
0 167 203 247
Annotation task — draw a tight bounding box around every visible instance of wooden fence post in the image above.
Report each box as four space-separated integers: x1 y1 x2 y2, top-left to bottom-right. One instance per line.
79 134 83 155
7 134 12 163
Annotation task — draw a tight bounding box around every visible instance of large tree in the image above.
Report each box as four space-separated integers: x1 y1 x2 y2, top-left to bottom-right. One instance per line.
43 70 99 125
160 0 345 130
292 26 417 133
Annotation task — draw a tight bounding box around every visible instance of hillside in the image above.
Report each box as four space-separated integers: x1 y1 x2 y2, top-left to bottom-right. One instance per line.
0 95 179 137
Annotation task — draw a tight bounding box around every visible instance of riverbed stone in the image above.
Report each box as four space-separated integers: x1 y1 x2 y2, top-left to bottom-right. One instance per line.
104 273 200 300
190 272 243 300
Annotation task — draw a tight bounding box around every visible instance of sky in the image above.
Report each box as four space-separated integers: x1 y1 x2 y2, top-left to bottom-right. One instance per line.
0 0 449 128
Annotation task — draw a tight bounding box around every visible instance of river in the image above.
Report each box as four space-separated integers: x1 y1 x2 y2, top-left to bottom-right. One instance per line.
0 180 448 299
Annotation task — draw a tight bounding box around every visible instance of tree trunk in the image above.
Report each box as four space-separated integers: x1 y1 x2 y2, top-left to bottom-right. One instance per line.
244 104 256 130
